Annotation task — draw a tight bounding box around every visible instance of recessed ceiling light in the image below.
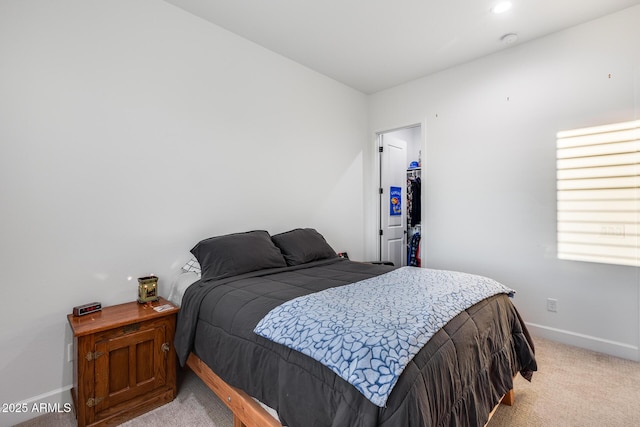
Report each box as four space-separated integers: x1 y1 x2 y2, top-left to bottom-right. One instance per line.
492 1 513 14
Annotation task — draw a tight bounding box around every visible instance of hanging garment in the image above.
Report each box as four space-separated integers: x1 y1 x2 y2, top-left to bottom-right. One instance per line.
408 232 421 267
407 177 415 227
410 177 421 227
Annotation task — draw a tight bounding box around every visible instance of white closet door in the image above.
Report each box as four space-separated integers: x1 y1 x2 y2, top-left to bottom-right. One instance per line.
380 135 407 266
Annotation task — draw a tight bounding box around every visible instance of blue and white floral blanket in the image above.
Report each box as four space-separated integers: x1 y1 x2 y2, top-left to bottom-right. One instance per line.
254 266 514 407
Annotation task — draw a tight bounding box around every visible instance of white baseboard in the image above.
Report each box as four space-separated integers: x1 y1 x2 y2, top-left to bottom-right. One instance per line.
0 385 73 427
526 322 639 362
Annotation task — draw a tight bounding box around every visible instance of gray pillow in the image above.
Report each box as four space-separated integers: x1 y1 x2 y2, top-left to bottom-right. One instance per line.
271 228 337 266
191 230 286 281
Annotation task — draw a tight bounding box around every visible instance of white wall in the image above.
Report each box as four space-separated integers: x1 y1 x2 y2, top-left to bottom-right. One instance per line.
0 1 367 424
367 6 640 360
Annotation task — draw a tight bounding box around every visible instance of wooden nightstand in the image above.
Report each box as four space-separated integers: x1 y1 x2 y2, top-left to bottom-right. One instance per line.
67 298 179 427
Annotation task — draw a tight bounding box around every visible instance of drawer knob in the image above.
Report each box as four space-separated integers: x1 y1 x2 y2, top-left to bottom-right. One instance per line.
161 342 170 353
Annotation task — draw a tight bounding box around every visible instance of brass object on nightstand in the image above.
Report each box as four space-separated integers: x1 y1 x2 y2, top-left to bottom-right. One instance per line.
137 275 159 303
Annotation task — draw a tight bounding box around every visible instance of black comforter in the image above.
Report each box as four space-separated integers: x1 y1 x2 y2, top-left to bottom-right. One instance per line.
175 258 536 427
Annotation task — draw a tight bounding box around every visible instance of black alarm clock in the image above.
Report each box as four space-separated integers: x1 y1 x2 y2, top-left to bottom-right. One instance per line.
72 302 102 317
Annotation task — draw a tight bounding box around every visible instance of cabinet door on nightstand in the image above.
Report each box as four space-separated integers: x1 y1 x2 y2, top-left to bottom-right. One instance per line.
93 323 167 413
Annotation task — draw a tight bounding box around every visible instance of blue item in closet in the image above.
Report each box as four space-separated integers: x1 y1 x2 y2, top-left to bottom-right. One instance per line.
408 232 421 267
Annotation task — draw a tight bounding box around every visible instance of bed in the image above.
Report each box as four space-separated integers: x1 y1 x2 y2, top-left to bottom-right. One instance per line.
172 229 537 427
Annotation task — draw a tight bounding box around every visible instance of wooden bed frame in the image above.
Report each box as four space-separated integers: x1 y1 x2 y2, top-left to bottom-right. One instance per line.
186 352 514 427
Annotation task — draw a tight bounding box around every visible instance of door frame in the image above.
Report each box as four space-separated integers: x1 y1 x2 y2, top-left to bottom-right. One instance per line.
374 121 426 263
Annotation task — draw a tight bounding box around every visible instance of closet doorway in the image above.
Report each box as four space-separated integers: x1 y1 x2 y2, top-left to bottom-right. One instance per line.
377 124 423 267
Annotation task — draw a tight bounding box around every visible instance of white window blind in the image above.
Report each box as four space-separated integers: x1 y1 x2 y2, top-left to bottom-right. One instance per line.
557 120 640 267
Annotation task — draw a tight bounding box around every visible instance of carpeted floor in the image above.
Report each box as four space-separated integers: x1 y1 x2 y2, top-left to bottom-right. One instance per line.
490 336 640 426
15 336 640 426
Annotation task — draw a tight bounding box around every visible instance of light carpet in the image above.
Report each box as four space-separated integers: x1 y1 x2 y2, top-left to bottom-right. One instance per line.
15 336 640 426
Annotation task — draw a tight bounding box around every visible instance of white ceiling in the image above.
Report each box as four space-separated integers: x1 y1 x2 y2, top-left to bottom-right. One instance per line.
164 0 640 94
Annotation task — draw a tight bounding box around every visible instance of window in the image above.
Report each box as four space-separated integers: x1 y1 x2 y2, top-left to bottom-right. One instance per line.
557 120 640 266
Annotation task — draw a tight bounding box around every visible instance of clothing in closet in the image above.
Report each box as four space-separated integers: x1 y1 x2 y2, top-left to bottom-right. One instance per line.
407 177 421 227
407 171 422 267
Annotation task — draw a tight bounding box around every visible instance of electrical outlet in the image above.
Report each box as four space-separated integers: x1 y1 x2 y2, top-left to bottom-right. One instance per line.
67 343 74 362
547 298 558 312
